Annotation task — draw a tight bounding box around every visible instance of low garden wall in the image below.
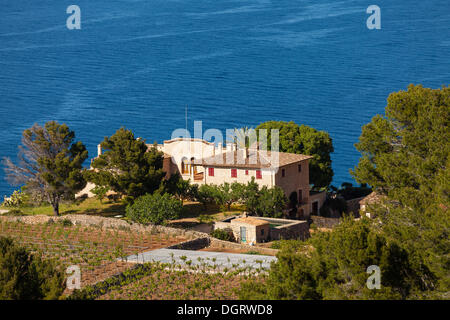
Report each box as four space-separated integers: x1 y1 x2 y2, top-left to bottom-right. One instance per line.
167 237 210 250
260 218 310 241
208 238 279 256
346 196 365 216
310 216 341 228
166 237 279 256
0 214 281 256
0 214 210 240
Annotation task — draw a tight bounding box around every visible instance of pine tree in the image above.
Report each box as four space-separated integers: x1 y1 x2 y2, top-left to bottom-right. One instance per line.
3 121 88 216
86 127 165 201
256 121 334 189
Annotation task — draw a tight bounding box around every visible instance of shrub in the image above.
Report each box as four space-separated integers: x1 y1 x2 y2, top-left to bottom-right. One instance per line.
254 186 286 218
270 239 306 251
320 197 347 217
59 218 73 227
0 237 65 299
198 214 214 224
245 251 262 255
210 228 235 242
163 173 200 201
3 209 25 216
195 179 287 218
197 184 218 208
2 190 29 207
240 217 433 300
335 182 372 200
126 193 182 225
91 185 109 203
216 183 242 211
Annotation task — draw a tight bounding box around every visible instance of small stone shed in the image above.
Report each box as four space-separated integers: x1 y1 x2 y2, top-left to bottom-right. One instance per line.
359 192 385 218
214 215 309 244
230 217 270 244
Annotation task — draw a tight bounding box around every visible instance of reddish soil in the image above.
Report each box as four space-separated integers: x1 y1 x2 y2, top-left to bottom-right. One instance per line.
0 220 189 292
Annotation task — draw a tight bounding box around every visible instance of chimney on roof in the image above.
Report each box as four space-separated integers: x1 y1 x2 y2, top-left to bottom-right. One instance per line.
97 144 102 157
217 143 223 154
226 143 233 152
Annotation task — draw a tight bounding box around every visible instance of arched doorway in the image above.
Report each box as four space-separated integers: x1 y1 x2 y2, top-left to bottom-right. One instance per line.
190 157 197 174
181 157 189 174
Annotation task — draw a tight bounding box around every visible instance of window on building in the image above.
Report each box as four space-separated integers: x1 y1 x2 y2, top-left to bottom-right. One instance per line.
298 189 303 203
245 170 249 175
240 226 246 243
231 168 237 178
191 157 197 174
298 209 304 219
298 164 302 172
256 170 262 179
208 168 214 176
261 229 264 236
281 168 285 177
181 159 189 174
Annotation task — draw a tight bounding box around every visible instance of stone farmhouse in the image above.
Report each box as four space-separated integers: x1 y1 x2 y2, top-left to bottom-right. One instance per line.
156 138 325 219
82 137 326 219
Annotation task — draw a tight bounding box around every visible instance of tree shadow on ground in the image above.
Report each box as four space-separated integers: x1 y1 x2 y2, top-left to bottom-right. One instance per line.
182 202 244 219
82 204 126 217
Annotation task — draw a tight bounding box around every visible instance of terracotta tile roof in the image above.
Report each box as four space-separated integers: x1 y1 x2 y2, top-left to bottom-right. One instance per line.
359 192 385 205
232 217 269 226
200 149 311 169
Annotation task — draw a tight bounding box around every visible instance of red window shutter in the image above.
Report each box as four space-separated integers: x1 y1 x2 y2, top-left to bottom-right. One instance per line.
245 170 248 175
208 168 214 176
231 169 237 178
256 170 262 179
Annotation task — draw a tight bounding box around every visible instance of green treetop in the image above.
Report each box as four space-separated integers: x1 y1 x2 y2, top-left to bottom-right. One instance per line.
256 121 334 189
351 84 449 210
86 127 165 202
3 121 88 216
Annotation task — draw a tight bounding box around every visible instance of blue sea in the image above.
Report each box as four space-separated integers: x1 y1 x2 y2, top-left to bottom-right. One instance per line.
0 0 449 197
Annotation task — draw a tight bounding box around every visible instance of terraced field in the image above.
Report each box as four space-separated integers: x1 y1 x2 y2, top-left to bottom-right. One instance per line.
71 261 265 300
0 219 188 291
0 217 267 299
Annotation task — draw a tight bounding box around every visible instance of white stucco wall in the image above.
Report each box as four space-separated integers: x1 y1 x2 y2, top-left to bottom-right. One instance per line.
203 167 274 187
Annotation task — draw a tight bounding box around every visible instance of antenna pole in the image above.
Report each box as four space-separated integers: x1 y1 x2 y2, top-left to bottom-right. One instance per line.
185 105 188 131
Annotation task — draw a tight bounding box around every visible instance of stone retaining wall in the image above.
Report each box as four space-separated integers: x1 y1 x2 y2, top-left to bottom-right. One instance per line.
0 214 280 256
166 237 279 256
266 219 310 241
346 196 365 216
0 214 209 239
209 238 279 256
167 237 210 250
310 215 341 228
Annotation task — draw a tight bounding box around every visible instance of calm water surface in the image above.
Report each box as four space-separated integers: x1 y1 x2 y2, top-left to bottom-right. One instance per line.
0 0 449 196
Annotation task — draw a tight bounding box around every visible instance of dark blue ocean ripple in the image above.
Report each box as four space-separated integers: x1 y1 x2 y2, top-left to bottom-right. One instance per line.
0 0 449 196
